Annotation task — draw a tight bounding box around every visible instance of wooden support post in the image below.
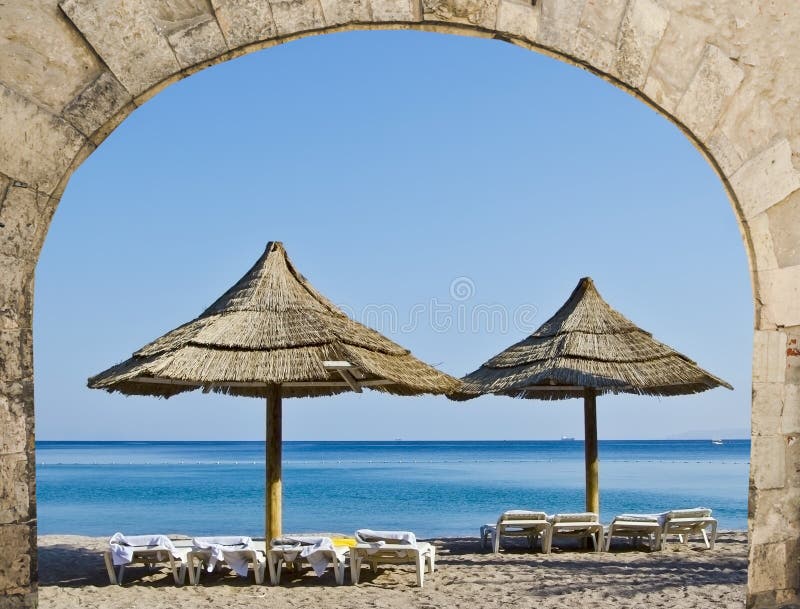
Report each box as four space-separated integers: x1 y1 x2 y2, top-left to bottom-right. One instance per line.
266 384 282 543
583 387 599 515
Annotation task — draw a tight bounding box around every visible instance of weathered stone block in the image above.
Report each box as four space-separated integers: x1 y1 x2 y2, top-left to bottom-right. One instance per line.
612 0 669 90
0 256 34 331
0 455 28 525
753 330 787 384
211 0 278 48
782 384 800 434
572 0 627 73
537 0 586 55
0 383 28 456
675 44 744 141
746 212 779 273
0 592 36 609
751 435 786 490
0 186 57 262
496 0 539 42
707 130 744 176
787 432 800 487
167 15 229 68
730 139 800 220
0 85 86 195
62 71 133 140
641 11 712 114
269 0 326 35
756 265 800 328
319 0 371 25
775 587 800 607
751 382 783 436
0 329 33 383
59 0 182 97
422 0 499 29
787 331 800 385
749 487 800 546
0 2 104 115
370 0 421 21
749 541 789 594
766 190 800 269
0 524 30 595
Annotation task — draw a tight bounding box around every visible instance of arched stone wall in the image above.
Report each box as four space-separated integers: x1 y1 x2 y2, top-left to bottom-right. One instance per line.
1 1 798 607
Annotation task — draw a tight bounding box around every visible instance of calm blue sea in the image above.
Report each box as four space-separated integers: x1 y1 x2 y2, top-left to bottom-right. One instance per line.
36 440 750 537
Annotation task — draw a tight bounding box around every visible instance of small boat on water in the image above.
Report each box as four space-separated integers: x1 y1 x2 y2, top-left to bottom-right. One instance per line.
560 436 576 441
712 439 724 445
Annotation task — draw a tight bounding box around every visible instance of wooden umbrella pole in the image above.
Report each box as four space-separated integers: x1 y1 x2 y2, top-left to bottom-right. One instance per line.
266 384 282 543
583 387 599 514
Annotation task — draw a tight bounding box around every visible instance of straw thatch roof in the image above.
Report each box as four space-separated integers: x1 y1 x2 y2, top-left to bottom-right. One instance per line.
89 242 460 399
454 277 732 400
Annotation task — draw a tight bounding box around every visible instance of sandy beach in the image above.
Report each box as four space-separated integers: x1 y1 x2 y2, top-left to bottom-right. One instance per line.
38 532 747 609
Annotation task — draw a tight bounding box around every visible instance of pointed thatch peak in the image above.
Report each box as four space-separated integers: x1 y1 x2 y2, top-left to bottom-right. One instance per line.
527 277 641 339
455 277 732 400
89 242 460 399
201 242 340 316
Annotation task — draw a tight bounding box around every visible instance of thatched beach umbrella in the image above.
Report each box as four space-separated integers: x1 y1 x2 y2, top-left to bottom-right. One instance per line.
453 277 731 514
89 241 459 541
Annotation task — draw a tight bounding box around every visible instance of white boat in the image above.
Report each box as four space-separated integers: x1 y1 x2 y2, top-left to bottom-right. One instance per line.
712 439 724 445
560 435 576 441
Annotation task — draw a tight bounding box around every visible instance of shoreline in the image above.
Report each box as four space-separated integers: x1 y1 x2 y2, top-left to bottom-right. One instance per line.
38 532 748 608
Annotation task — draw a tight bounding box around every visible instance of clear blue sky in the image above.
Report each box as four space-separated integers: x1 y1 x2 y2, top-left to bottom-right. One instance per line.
34 30 752 441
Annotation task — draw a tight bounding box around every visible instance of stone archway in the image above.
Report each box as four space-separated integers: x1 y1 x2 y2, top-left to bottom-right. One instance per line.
0 1 798 607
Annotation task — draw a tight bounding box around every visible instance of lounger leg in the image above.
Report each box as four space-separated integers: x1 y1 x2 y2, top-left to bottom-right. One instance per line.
415 553 424 587
266 555 279 585
187 553 201 586
253 554 264 585
168 556 185 585
103 551 118 585
707 522 717 550
604 528 613 552
428 547 436 574
653 530 662 552
117 565 125 585
332 556 344 585
492 530 500 554
350 554 361 585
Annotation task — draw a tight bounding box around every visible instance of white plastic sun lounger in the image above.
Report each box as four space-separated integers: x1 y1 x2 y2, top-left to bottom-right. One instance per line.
483 510 552 554
350 530 435 587
661 508 718 549
267 536 349 585
604 513 666 551
103 533 191 585
186 536 267 584
547 512 604 552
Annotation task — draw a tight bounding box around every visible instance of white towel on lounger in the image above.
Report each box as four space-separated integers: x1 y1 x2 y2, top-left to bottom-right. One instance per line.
108 533 180 567
192 536 255 577
273 536 337 577
355 529 417 546
616 513 669 526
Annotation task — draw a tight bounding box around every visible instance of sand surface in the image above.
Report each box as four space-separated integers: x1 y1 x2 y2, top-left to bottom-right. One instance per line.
38 533 748 608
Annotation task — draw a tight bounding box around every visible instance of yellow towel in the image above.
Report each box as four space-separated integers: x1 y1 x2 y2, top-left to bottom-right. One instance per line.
330 537 357 548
